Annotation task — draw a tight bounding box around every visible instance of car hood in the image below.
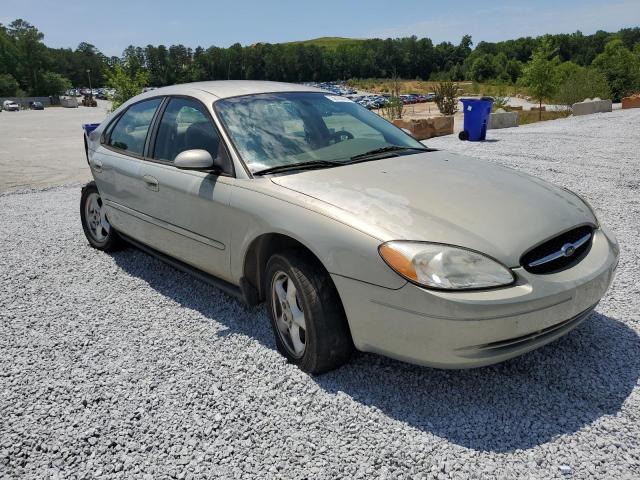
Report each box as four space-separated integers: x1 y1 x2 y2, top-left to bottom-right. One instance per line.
270 151 596 267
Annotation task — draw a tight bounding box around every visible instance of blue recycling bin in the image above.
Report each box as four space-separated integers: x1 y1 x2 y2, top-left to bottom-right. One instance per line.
459 97 493 141
82 123 100 135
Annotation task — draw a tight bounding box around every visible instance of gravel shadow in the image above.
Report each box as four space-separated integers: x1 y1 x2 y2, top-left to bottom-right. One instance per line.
111 247 640 454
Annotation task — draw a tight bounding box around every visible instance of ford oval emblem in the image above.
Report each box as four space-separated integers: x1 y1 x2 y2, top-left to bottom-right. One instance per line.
561 243 577 257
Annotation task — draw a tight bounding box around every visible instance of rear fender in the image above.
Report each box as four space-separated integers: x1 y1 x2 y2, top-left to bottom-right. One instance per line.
82 123 101 163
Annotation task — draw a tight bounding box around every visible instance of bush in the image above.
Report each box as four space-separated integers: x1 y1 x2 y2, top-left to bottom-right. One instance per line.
379 75 403 120
434 81 458 116
555 68 611 107
492 96 509 111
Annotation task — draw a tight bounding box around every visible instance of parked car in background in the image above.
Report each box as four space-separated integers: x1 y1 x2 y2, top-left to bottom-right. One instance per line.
30 101 44 110
2 100 20 111
80 80 619 374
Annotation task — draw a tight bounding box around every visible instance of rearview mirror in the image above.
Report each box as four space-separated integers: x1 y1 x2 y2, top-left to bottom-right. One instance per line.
174 149 215 170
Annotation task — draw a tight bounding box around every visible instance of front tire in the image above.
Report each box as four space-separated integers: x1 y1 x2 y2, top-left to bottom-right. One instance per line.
265 251 353 374
80 181 124 251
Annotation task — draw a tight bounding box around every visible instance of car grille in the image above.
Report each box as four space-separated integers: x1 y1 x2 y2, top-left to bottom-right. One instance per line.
520 226 594 274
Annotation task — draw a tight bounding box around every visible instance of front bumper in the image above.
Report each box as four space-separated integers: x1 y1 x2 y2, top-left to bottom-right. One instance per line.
333 228 618 368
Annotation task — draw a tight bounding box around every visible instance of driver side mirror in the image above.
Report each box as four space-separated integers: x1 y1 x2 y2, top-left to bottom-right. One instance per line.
174 149 216 171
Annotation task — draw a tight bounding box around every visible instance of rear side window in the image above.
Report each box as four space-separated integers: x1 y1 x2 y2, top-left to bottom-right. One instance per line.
153 97 222 163
108 98 162 156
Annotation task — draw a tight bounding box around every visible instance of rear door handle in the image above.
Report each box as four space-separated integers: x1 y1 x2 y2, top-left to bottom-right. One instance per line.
142 175 159 192
92 159 103 173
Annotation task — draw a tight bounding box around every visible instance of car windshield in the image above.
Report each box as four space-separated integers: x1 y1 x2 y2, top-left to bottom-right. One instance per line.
214 92 426 173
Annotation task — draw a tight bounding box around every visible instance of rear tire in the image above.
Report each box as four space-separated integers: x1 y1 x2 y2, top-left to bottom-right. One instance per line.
80 181 125 252
265 250 354 374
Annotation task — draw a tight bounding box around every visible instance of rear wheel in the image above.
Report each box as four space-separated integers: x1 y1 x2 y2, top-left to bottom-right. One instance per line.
80 181 125 251
458 130 469 141
266 251 353 374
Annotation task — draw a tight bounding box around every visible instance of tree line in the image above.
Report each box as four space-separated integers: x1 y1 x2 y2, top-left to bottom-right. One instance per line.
1 19 639 101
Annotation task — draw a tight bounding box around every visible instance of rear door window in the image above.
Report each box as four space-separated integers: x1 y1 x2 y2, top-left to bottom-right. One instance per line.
108 98 162 156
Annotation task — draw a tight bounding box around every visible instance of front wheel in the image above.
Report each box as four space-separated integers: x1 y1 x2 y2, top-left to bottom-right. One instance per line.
265 251 354 374
80 181 125 251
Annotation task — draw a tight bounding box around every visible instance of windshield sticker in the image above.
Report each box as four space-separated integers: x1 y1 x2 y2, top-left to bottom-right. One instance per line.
325 95 353 103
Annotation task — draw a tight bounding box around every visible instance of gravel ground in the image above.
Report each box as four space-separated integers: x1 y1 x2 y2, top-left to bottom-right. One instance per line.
1 109 640 479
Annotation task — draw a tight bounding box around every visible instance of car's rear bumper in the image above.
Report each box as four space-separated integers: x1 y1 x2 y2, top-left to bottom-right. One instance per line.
332 228 618 368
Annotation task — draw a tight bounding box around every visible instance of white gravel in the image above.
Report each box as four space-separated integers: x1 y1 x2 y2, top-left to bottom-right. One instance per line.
2 109 640 479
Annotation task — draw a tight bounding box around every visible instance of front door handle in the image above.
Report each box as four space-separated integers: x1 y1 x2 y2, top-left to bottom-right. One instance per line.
142 175 159 192
92 159 103 173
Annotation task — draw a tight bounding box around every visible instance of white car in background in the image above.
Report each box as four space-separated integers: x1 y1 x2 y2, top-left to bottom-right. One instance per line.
2 100 20 111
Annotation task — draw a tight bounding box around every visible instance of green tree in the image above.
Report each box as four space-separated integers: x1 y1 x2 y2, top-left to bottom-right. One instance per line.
0 73 19 96
122 45 146 77
469 54 498 82
106 64 149 110
504 59 523 83
35 71 71 95
1 18 639 96
592 39 640 101
555 61 582 84
0 24 19 76
521 39 560 119
7 19 47 94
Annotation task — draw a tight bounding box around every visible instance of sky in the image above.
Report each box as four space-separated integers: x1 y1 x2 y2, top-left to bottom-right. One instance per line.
2 0 639 57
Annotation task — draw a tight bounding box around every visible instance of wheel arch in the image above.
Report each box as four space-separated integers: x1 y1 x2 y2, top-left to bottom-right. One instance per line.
242 232 334 304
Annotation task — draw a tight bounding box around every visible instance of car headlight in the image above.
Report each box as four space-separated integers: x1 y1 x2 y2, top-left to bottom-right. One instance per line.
378 241 515 290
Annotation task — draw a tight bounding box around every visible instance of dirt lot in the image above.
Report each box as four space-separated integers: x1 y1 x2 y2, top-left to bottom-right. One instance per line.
0 101 110 192
1 109 639 479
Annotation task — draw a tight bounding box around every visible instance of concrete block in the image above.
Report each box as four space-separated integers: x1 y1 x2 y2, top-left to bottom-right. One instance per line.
622 94 640 109
61 97 79 108
392 116 454 140
489 111 519 129
572 98 612 116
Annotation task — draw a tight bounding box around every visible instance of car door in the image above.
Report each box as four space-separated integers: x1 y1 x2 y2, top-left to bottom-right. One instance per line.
92 97 164 236
131 96 236 282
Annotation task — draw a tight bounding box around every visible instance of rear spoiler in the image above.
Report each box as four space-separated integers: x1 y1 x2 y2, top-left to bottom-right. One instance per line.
82 123 100 163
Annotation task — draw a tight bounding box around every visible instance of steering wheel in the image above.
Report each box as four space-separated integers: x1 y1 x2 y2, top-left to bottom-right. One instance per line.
331 130 354 143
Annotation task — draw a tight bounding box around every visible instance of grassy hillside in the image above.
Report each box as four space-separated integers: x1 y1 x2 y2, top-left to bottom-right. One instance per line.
283 37 365 49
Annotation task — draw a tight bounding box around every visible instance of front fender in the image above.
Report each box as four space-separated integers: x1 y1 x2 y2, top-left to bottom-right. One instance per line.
228 181 406 290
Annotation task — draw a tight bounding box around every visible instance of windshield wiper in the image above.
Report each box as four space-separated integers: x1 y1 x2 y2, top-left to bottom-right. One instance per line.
253 160 341 176
348 145 430 163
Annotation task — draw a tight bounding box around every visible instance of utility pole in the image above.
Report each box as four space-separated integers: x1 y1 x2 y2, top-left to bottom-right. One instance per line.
86 69 92 97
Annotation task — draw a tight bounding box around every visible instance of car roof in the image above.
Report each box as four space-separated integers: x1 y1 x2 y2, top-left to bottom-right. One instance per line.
137 80 326 100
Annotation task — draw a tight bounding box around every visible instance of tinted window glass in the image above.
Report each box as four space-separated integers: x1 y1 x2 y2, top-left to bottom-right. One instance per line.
153 97 222 163
108 98 162 156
